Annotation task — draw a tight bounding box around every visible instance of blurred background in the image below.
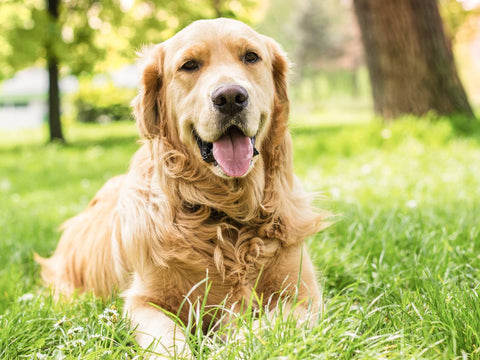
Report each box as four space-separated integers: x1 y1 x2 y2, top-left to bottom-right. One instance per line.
0 0 479 141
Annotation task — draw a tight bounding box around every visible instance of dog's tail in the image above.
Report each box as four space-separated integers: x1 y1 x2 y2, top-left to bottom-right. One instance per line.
34 252 69 295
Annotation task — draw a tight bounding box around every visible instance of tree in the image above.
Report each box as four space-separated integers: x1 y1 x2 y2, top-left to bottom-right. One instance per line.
294 0 332 80
353 0 475 121
259 0 364 100
295 0 364 96
46 0 63 142
1 0 129 142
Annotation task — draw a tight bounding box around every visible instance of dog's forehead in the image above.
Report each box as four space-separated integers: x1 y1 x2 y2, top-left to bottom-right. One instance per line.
163 18 265 55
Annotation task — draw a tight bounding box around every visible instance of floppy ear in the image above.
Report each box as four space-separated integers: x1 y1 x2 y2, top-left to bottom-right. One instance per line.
268 38 289 110
260 36 295 210
132 45 164 138
263 37 290 145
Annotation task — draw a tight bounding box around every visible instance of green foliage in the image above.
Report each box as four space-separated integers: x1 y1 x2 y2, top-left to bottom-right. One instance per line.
448 111 480 133
440 0 480 39
71 80 136 123
0 0 259 80
0 0 47 81
1 116 480 358
0 0 114 78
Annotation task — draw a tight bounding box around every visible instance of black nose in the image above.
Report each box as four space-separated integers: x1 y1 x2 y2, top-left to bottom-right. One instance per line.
211 85 249 116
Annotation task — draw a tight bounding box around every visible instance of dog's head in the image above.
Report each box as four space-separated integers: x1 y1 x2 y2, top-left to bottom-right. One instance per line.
133 18 289 179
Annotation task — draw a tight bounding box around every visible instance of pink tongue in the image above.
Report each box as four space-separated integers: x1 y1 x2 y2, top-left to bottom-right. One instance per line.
212 128 253 177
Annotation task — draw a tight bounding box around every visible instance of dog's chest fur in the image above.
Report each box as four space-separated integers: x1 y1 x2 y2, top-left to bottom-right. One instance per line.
131 205 286 326
164 207 283 296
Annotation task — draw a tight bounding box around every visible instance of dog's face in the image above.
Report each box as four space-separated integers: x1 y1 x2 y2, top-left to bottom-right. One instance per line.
134 18 288 179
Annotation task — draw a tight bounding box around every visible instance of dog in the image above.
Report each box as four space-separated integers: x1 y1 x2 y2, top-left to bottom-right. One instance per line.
36 18 327 357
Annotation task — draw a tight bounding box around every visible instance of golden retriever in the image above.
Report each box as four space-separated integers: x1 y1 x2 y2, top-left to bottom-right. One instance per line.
36 18 327 357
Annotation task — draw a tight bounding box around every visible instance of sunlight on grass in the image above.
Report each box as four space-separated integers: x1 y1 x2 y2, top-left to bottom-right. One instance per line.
0 121 139 148
290 97 374 127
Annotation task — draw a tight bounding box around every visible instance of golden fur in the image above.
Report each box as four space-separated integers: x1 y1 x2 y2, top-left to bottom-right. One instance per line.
36 18 327 357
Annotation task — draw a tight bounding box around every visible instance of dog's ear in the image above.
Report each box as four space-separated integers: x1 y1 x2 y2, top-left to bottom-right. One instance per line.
264 37 290 114
132 45 164 138
262 36 290 147
260 37 294 199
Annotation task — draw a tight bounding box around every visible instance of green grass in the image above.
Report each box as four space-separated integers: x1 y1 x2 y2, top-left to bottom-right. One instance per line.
1 114 480 359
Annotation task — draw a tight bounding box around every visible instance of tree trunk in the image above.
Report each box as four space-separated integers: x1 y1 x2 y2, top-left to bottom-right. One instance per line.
353 0 474 120
47 56 64 142
212 0 222 17
350 70 359 98
46 0 64 142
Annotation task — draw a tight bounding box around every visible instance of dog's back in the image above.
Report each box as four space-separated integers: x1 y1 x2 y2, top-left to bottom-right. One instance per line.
35 175 125 297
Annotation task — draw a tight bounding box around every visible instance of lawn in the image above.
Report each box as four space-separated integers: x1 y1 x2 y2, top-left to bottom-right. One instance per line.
1 114 480 359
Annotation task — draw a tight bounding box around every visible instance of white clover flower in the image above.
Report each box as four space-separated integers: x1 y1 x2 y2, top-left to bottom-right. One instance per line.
53 316 68 330
381 128 392 139
52 349 66 360
103 307 119 317
99 314 114 326
68 339 86 347
35 353 48 360
99 305 119 326
406 199 418 208
67 326 84 335
18 293 35 302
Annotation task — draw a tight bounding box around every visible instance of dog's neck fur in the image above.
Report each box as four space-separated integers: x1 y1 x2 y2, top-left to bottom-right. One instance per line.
150 137 267 219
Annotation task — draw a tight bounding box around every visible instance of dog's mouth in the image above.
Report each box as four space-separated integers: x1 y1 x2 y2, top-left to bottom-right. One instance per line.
194 126 259 177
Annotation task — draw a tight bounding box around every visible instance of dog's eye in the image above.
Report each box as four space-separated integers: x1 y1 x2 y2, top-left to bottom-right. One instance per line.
243 52 260 64
180 60 200 72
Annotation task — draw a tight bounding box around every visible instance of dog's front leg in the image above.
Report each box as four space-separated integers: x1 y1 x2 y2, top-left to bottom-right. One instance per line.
124 293 191 359
258 245 322 326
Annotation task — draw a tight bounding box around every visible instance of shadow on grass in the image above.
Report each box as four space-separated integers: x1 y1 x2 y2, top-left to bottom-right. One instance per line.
65 134 141 150
0 132 140 155
291 123 366 136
